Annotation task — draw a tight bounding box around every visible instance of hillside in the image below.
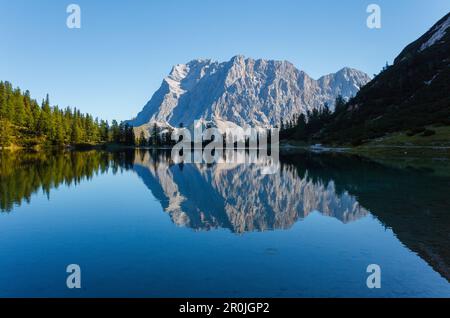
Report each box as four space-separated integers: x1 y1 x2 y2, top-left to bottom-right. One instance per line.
319 12 450 145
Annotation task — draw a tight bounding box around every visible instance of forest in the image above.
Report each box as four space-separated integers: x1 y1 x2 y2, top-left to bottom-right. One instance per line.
0 81 135 148
279 97 341 144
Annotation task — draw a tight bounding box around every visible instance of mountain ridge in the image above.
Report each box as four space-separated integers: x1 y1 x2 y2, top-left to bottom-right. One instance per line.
127 55 370 130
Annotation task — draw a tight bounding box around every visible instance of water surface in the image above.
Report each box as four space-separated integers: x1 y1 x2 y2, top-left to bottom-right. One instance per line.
0 150 449 297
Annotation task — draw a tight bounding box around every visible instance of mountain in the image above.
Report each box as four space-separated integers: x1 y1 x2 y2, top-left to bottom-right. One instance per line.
127 55 370 130
320 12 450 144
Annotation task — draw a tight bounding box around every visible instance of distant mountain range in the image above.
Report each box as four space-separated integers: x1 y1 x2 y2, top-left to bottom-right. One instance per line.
320 12 450 144
127 55 370 130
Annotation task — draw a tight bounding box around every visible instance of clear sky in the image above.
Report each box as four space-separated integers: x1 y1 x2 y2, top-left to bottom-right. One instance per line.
1 0 449 122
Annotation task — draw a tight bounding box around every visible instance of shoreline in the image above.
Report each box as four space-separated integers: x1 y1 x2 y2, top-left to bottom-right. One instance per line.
3 142 450 159
280 142 450 157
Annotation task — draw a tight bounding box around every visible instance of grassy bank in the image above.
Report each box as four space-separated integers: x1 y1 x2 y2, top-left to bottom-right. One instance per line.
350 125 450 158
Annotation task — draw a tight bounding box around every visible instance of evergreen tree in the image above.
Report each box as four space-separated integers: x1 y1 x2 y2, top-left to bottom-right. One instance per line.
124 124 135 146
22 90 33 129
100 120 110 142
334 95 346 114
0 82 6 119
151 123 159 146
0 81 146 148
70 120 81 144
294 113 307 140
319 103 332 125
37 95 52 136
13 88 26 126
53 111 65 145
138 131 147 147
0 119 11 147
111 120 120 143
164 130 172 146
3 82 14 121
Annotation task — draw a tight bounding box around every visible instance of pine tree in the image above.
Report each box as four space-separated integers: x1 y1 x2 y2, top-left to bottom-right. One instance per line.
52 110 65 145
138 130 147 147
0 81 143 148
124 124 135 146
30 100 41 131
111 120 120 143
334 95 346 114
37 95 52 136
0 119 11 147
100 120 110 142
70 120 81 144
151 123 159 146
294 113 307 140
0 82 7 120
12 88 25 126
22 90 33 129
164 130 172 146
320 103 332 123
3 82 14 122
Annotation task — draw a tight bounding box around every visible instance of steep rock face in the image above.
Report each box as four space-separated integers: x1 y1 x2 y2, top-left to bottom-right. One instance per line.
317 67 371 104
128 56 370 128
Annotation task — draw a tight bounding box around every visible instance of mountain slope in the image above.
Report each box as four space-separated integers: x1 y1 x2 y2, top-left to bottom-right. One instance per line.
321 12 450 144
128 56 370 129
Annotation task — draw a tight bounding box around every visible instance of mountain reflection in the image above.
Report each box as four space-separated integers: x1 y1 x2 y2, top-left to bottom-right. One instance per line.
133 150 369 233
1 149 449 281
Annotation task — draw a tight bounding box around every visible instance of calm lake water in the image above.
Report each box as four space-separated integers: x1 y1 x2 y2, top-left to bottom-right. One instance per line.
0 149 449 297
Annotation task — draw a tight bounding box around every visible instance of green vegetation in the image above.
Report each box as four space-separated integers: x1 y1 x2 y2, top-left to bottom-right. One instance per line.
0 81 135 149
280 100 335 142
346 125 450 160
280 96 352 145
319 12 450 145
280 13 450 149
0 150 136 212
366 125 450 147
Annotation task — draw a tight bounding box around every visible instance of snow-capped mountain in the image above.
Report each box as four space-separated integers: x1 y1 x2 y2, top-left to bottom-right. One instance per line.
127 55 370 129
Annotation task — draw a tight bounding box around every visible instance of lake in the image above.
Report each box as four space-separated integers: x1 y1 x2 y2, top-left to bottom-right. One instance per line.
0 149 449 297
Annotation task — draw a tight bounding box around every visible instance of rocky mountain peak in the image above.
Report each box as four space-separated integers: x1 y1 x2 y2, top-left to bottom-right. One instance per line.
127 56 370 128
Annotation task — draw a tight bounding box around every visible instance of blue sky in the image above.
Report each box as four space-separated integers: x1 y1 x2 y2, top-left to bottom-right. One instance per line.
1 0 449 121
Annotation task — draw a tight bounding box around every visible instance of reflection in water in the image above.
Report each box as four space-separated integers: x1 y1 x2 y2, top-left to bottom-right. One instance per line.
133 150 368 233
0 150 134 212
0 149 449 282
